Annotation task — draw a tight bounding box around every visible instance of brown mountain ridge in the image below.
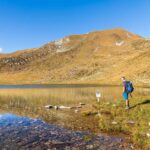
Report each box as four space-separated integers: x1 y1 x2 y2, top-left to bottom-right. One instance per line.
0 28 150 86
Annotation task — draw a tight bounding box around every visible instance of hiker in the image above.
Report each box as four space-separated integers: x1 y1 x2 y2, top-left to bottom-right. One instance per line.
121 77 134 109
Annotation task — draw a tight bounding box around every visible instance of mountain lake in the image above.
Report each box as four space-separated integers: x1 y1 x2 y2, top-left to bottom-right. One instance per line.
0 84 149 149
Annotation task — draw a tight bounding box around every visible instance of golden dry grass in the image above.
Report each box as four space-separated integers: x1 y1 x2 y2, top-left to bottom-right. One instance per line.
0 28 149 86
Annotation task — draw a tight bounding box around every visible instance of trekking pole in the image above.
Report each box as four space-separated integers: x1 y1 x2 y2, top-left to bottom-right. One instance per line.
130 93 132 98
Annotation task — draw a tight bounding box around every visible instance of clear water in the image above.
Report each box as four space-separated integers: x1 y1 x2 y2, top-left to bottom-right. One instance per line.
0 85 149 131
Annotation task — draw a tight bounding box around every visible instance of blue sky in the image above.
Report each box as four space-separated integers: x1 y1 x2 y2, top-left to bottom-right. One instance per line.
0 0 150 53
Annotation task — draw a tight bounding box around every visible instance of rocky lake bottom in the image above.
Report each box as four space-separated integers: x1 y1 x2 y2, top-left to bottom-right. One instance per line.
0 113 135 150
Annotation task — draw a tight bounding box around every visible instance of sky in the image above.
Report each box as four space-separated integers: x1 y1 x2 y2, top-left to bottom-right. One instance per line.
0 0 150 53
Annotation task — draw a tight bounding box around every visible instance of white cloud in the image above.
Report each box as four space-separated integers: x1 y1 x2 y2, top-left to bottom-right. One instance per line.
0 48 3 52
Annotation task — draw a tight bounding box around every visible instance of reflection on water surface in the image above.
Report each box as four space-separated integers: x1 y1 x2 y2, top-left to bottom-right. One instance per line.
0 85 149 131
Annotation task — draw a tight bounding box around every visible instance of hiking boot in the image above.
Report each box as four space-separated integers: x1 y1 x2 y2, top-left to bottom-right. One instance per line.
125 106 130 110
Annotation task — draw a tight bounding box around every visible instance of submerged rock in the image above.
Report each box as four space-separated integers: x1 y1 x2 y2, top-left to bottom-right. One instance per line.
45 104 83 110
79 103 86 106
146 133 150 138
45 105 53 109
127 120 135 124
74 110 79 113
111 121 118 125
112 104 117 107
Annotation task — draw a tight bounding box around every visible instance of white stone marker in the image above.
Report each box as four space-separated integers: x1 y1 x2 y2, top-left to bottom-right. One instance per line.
96 91 101 102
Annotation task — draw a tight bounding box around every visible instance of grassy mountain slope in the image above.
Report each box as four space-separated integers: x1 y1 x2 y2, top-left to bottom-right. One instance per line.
0 28 149 86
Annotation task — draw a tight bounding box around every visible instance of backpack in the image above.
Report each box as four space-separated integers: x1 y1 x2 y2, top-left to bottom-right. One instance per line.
126 81 134 93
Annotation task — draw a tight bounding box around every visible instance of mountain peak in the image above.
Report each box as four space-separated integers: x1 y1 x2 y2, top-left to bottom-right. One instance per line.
0 28 149 86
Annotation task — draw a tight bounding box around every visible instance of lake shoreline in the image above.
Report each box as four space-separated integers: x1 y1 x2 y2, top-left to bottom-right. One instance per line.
0 83 150 89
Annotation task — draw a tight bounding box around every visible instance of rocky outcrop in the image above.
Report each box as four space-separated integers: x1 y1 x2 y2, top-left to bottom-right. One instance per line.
0 45 55 72
0 37 73 72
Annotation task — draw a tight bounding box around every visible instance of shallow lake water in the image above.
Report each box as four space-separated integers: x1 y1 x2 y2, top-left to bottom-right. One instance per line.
0 85 149 149
0 113 135 149
0 84 149 130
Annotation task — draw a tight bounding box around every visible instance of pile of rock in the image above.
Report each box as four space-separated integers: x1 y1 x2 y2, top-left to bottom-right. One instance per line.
45 103 86 111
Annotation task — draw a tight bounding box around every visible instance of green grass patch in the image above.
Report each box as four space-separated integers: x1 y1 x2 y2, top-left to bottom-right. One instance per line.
94 96 150 148
83 134 96 142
